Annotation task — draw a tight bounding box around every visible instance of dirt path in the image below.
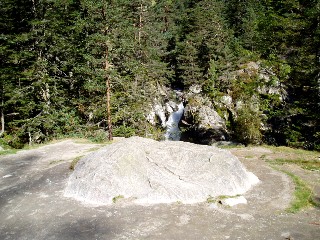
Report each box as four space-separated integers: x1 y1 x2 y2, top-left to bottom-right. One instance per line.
0 141 319 240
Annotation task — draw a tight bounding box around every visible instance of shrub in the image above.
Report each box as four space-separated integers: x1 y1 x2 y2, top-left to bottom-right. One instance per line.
233 108 262 145
113 125 136 138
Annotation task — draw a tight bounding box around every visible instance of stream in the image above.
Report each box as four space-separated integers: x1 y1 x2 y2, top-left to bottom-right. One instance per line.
164 102 185 141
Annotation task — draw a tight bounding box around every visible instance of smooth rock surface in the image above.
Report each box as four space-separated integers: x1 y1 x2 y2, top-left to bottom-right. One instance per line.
1 141 319 240
220 196 248 206
64 137 259 205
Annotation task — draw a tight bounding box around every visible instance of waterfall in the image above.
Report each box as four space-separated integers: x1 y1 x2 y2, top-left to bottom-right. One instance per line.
164 102 185 141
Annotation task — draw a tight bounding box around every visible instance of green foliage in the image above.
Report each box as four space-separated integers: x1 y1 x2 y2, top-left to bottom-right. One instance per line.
0 137 12 150
0 137 19 155
281 170 317 213
113 125 137 138
313 132 320 151
234 107 262 145
264 146 319 211
0 0 318 149
264 145 320 171
269 158 320 172
49 159 64 165
207 194 241 204
84 130 109 143
69 155 83 171
0 149 19 156
143 123 166 141
112 195 124 203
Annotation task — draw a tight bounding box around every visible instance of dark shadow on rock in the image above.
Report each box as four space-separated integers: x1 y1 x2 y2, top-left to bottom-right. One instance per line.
181 127 229 145
0 212 114 240
48 218 112 240
0 161 69 210
0 153 42 190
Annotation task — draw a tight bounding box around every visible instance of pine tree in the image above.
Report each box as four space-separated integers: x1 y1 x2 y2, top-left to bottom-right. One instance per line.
175 0 233 89
1 0 318 148
0 0 35 146
257 0 320 148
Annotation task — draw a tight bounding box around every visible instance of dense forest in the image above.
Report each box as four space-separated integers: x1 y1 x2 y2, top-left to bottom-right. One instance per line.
0 0 319 149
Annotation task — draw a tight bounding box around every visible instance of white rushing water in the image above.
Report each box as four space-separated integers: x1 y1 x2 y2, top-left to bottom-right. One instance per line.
164 102 185 141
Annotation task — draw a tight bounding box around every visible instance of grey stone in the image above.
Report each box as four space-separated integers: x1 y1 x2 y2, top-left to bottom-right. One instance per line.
281 232 292 239
64 137 259 205
147 102 167 127
197 105 226 130
220 196 248 206
189 84 202 94
212 141 243 147
183 94 228 143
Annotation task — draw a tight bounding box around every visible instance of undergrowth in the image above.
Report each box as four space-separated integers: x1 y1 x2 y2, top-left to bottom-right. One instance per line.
254 145 319 213
270 166 318 213
268 158 320 171
0 137 109 157
0 138 19 155
283 170 318 213
112 195 124 203
0 148 19 156
264 145 319 159
69 155 84 170
263 145 319 171
207 194 241 204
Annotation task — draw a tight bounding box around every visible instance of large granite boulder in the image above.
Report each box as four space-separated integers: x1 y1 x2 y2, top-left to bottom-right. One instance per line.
64 137 259 205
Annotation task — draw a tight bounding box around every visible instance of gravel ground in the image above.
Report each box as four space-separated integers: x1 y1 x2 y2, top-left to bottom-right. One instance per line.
0 140 319 240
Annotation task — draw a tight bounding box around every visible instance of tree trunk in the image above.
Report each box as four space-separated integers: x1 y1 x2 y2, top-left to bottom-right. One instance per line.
138 3 143 45
0 87 4 137
102 5 113 141
106 77 113 141
0 107 4 137
105 47 113 141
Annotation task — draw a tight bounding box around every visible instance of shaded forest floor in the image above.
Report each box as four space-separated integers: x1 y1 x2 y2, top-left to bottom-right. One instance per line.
0 139 319 240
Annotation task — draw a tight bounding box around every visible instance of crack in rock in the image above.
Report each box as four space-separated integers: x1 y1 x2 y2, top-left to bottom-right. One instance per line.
64 137 259 205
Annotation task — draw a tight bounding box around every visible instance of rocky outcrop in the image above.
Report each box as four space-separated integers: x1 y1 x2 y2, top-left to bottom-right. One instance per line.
213 61 287 142
64 137 259 205
146 86 228 144
147 99 185 141
146 61 285 145
182 91 228 144
218 61 287 110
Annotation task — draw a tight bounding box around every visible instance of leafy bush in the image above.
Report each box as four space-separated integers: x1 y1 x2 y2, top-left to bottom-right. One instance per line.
69 156 83 170
113 125 136 138
144 124 165 141
84 129 109 143
233 108 262 145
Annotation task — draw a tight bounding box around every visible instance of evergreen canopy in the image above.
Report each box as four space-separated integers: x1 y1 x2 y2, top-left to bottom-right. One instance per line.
0 0 319 149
